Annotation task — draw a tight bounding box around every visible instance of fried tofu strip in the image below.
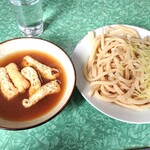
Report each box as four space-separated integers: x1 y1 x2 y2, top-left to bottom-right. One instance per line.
21 66 41 96
22 80 61 108
0 67 18 100
6 63 30 93
22 56 60 80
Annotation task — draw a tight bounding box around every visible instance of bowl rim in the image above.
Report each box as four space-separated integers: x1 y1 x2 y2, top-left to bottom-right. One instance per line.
0 37 76 130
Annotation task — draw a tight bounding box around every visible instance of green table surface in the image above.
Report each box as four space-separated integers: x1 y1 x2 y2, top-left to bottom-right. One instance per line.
0 0 150 149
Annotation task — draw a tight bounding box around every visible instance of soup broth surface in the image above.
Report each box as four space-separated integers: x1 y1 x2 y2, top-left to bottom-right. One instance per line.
0 50 66 121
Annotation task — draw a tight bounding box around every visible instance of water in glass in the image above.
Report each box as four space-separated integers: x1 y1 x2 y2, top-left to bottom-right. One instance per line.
10 0 43 36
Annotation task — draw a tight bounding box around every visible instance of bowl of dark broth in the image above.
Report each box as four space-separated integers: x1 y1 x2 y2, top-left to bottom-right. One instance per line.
0 38 76 130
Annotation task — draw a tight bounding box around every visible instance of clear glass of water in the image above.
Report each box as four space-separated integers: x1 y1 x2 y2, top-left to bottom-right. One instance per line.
10 0 43 37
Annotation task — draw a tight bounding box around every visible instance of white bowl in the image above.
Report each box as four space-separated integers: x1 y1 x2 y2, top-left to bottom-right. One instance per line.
0 38 76 130
73 24 150 124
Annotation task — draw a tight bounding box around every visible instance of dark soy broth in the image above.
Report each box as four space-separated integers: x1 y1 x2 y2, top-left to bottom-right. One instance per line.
0 50 67 121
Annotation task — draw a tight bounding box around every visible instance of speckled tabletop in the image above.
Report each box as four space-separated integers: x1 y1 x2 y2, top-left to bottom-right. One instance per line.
0 0 150 150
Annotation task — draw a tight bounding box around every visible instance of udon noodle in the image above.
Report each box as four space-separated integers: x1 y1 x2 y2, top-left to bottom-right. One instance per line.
83 25 150 110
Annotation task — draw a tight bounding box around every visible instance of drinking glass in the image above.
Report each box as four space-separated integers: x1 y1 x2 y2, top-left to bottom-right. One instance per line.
10 0 44 37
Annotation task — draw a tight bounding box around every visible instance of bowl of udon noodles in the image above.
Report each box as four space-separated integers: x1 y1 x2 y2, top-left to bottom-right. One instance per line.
73 24 150 123
0 38 76 130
